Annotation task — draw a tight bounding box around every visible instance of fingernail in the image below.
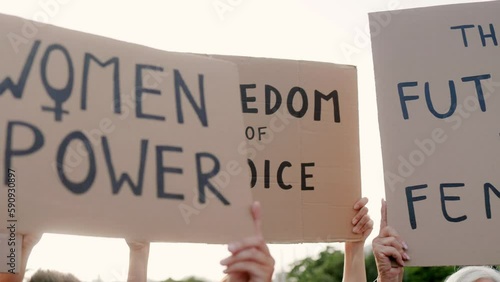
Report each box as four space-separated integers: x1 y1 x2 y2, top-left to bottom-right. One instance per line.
228 243 236 252
403 253 411 260
402 241 409 250
220 258 228 265
223 269 228 274
352 218 357 225
352 227 358 233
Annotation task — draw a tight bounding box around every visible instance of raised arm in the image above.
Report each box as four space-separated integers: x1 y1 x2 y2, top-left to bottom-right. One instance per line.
372 199 409 282
126 240 150 282
0 233 41 282
342 197 373 282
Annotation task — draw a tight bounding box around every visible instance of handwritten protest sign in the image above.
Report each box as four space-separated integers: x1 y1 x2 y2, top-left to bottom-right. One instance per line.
370 1 500 266
212 55 361 242
0 13 255 268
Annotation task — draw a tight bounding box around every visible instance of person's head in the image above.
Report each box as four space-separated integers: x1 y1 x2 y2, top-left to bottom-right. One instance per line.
445 266 500 282
29 269 81 282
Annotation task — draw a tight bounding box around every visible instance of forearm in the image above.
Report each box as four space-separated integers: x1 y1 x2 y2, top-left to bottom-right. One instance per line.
376 262 404 282
0 272 22 282
128 247 149 282
377 273 404 282
0 245 33 282
0 273 21 282
342 241 366 282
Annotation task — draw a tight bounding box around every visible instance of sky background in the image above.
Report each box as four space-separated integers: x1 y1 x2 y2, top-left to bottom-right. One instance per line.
1 0 485 281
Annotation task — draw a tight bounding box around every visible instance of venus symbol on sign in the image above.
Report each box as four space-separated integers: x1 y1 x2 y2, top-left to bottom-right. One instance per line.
40 44 74 122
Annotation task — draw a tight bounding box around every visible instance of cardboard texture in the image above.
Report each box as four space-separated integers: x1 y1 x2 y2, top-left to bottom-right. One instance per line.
212 55 361 243
0 12 255 264
370 1 500 266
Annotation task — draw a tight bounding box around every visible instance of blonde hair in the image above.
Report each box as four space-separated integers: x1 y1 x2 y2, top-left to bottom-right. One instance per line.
445 266 500 282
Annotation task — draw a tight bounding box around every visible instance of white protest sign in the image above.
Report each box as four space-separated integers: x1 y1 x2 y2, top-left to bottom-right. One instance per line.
370 1 500 266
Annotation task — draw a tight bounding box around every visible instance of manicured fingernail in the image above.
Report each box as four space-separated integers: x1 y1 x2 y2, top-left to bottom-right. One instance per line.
403 253 411 260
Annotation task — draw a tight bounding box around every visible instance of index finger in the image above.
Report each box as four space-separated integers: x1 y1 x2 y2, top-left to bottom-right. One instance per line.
380 198 388 230
251 201 263 238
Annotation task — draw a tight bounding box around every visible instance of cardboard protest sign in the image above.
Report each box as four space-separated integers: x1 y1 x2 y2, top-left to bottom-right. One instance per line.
370 1 500 266
0 13 255 266
211 55 361 242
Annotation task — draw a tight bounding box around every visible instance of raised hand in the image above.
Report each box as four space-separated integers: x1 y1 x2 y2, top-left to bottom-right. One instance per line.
372 199 409 282
220 202 274 282
351 197 374 240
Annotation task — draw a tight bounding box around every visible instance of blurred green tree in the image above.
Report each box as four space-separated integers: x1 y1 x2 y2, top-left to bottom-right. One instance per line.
403 266 456 282
287 247 344 282
286 246 458 282
365 252 378 281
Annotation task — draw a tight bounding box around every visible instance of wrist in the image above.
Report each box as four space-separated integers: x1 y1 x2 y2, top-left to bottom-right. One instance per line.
129 244 150 255
130 247 149 254
377 277 399 282
345 241 364 252
377 271 403 282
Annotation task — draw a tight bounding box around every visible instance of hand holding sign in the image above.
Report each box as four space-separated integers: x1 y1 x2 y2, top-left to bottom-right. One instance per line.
220 201 275 282
343 197 374 282
351 197 373 241
372 200 409 282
